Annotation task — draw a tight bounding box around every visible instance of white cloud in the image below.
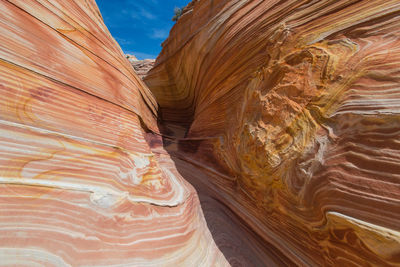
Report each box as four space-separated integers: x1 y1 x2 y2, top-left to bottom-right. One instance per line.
126 5 156 20
115 37 134 45
140 8 156 20
149 29 169 39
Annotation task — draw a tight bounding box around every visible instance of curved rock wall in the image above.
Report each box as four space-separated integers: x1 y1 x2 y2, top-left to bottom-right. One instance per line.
146 0 400 265
1 0 400 265
0 0 227 265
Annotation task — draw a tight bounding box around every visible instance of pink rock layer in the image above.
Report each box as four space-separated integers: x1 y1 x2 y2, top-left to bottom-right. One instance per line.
1 0 400 266
145 0 400 266
0 0 227 266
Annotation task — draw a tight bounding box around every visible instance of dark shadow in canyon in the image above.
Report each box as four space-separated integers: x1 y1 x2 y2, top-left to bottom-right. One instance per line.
148 118 293 267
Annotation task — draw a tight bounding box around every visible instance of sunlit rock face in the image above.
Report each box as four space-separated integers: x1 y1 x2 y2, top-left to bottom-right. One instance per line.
146 0 400 265
0 0 227 266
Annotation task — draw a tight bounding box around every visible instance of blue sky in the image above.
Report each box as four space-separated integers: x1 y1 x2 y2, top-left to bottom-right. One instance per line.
96 0 191 59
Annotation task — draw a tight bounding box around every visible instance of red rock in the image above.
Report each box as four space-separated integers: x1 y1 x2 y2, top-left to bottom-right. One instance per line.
0 0 226 265
1 0 400 266
145 0 400 265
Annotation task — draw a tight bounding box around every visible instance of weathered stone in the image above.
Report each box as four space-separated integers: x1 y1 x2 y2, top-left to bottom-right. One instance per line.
146 0 400 265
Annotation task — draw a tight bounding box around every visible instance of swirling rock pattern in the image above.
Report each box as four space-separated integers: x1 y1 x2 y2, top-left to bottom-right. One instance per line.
146 0 400 265
0 0 227 266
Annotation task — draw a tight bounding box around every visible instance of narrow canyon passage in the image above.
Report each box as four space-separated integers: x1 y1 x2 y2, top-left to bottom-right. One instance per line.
143 0 400 265
147 121 294 265
0 0 399 266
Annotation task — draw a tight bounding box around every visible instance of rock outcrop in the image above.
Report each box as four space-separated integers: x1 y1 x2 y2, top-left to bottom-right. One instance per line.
125 55 155 80
145 0 400 265
130 58 155 80
0 0 226 265
1 0 400 266
126 54 138 62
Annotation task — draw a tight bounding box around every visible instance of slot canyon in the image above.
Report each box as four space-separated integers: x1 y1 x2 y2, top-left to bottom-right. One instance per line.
0 0 399 266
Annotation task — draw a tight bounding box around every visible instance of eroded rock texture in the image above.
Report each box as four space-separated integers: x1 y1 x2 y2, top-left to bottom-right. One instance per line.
2 0 400 266
0 0 227 266
130 58 155 80
145 0 400 266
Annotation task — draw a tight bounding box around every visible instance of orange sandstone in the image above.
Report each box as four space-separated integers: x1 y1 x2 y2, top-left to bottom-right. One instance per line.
146 0 400 265
0 0 400 266
0 0 226 266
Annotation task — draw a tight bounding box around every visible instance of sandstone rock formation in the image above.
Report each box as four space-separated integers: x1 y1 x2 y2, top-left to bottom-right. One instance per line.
145 0 400 265
125 55 155 80
0 0 226 265
1 0 400 266
126 54 138 62
131 58 155 80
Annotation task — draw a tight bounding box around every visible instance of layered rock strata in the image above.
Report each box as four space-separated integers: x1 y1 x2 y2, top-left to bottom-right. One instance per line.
1 0 400 266
145 0 400 265
0 0 227 265
130 58 155 80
